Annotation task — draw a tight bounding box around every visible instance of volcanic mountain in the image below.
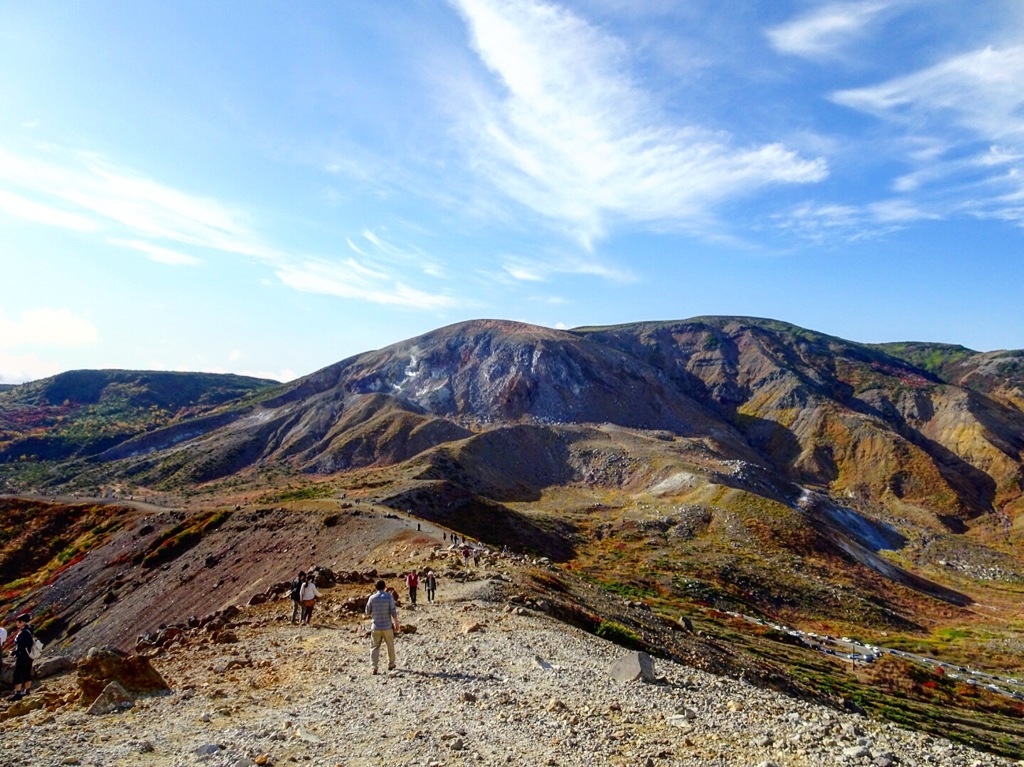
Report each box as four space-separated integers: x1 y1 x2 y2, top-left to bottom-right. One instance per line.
2 316 1024 754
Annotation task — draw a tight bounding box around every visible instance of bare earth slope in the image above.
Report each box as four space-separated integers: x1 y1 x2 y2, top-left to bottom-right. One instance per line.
3 563 1016 767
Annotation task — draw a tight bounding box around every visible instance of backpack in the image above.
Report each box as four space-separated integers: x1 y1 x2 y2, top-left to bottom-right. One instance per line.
28 637 44 660
290 579 302 601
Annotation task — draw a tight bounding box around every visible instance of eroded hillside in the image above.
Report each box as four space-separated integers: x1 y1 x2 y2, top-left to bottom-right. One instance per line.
3 316 1024 756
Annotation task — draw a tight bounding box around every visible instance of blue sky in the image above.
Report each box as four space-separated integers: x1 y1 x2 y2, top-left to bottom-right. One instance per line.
2 1 1024 384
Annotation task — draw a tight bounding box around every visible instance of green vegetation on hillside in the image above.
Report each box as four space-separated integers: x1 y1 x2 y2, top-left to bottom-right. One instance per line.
0 369 278 464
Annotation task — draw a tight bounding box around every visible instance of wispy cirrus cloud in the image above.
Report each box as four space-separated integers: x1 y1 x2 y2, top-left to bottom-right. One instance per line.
766 1 898 60
0 142 460 309
832 44 1024 224
771 197 937 243
0 145 279 260
832 45 1024 140
276 259 456 310
447 0 827 247
109 238 201 266
501 253 635 284
0 188 99 231
279 231 455 309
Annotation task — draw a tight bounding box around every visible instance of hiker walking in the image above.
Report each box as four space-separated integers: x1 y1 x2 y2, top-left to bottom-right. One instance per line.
8 614 35 702
462 545 471 567
290 570 306 624
405 570 419 606
425 570 437 604
365 580 400 675
299 574 321 625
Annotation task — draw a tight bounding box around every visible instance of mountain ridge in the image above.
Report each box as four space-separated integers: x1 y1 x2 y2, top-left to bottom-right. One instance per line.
2 316 1024 755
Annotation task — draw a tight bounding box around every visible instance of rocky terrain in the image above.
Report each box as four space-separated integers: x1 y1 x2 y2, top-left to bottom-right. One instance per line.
3 562 1016 767
2 316 1024 761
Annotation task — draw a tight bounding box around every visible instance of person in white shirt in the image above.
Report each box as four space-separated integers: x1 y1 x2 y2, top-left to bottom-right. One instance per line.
299 575 321 625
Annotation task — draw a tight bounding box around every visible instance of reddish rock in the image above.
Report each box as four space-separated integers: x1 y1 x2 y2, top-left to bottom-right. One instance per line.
76 646 171 704
212 629 239 644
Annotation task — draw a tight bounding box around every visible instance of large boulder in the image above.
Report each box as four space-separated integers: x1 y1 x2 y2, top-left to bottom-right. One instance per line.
76 647 170 704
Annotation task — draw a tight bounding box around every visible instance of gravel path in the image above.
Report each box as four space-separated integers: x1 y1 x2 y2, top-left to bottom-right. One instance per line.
2 575 1017 767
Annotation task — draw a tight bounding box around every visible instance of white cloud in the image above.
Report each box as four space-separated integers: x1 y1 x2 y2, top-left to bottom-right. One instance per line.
868 199 937 223
346 237 369 257
504 263 545 282
502 253 636 284
0 143 460 307
766 1 896 60
0 350 63 385
0 146 280 261
276 260 457 310
347 229 449 280
772 201 891 243
832 44 1024 223
0 188 100 231
448 0 826 247
109 238 201 266
0 308 98 349
832 45 1024 139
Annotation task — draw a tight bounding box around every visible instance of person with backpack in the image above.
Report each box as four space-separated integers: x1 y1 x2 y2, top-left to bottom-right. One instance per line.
290 571 306 624
405 570 419 606
299 574 321 625
365 580 400 675
8 613 36 702
424 570 437 604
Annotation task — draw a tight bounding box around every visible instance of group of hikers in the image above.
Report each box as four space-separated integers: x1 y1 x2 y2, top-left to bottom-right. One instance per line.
287 565 445 675
402 569 437 606
365 570 446 674
288 571 323 624
1 613 38 703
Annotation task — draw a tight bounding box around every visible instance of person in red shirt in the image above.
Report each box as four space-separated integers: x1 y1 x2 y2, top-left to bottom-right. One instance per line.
405 570 419 606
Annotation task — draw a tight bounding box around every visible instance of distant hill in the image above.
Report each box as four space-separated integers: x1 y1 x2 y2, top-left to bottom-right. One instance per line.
875 341 1024 412
0 369 279 466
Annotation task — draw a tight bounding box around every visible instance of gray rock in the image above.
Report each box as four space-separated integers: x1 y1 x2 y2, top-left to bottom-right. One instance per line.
86 681 135 716
608 651 656 683
34 655 77 680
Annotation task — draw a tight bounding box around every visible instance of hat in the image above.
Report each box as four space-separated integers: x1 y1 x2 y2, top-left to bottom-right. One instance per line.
15 613 30 622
